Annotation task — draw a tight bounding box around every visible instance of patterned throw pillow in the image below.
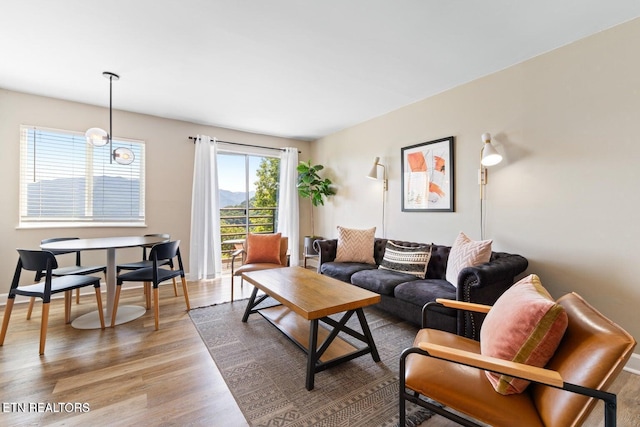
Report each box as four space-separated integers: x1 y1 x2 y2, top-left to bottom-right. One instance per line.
378 241 432 278
334 226 376 264
244 232 282 264
480 274 568 395
445 232 492 286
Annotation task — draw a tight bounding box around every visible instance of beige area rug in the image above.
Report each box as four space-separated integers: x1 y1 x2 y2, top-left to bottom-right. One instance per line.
189 298 433 427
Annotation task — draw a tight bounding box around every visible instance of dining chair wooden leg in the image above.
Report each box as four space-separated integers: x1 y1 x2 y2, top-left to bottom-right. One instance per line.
64 290 72 324
153 287 160 331
76 288 80 304
39 302 50 355
94 287 105 330
26 296 36 320
145 282 151 310
111 285 122 328
0 299 15 346
171 267 178 296
181 276 190 311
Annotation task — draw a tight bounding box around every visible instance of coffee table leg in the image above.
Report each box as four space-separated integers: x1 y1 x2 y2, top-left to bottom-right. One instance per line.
306 319 319 390
242 286 259 322
356 308 380 362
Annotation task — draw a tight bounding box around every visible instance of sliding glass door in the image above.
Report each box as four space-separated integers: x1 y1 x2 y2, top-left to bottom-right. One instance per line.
217 152 280 261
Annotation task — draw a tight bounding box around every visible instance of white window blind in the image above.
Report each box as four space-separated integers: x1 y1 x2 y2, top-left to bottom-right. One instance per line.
19 125 145 226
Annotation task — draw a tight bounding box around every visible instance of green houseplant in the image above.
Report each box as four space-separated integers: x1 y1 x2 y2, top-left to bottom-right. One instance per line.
297 160 335 254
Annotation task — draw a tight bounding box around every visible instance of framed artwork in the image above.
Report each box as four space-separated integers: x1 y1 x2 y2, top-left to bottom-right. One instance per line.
401 136 454 212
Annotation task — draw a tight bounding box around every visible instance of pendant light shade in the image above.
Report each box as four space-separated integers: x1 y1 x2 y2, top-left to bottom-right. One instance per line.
85 127 109 146
113 147 135 165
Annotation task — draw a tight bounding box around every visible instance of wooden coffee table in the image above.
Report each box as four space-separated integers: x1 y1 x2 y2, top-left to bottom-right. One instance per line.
241 267 381 390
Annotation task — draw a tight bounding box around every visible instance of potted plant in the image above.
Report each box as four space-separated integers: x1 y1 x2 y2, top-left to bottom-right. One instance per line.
297 160 335 254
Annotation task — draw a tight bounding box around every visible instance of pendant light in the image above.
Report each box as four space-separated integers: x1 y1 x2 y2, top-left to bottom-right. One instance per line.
85 71 134 165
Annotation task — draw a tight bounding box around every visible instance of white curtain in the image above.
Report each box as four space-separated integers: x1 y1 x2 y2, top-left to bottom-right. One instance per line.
189 135 222 279
277 147 300 266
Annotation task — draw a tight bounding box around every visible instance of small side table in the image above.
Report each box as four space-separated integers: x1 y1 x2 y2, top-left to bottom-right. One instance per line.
303 253 319 269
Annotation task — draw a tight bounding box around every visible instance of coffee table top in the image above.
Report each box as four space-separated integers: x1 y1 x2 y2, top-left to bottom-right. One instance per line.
241 267 381 320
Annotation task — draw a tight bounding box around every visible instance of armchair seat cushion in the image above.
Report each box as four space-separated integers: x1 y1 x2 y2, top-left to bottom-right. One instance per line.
234 263 285 276
350 269 418 296
405 329 544 427
319 262 377 283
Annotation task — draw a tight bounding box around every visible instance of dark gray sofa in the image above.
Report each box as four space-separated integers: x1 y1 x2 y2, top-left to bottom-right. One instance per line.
313 238 528 340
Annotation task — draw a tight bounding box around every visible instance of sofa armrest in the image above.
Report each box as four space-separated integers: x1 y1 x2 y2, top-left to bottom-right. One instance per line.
313 239 338 272
456 253 528 302
455 253 528 339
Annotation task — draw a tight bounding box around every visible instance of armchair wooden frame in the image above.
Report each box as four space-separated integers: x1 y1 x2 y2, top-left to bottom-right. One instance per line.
399 296 635 427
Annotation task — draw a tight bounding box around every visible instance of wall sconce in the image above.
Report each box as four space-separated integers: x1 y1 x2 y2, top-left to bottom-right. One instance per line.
85 71 135 165
479 132 503 240
367 157 388 237
367 156 388 190
478 132 502 185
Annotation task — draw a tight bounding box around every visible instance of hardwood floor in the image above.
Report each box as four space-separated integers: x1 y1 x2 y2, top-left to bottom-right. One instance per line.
0 276 252 427
0 274 638 426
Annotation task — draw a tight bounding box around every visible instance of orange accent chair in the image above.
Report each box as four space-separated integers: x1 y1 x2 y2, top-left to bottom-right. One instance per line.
231 234 288 301
399 293 636 427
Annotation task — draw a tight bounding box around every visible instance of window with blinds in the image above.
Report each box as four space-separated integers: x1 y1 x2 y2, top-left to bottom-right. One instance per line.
19 125 145 226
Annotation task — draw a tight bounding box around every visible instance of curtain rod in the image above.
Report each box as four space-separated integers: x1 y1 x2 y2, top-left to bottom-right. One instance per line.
188 136 300 153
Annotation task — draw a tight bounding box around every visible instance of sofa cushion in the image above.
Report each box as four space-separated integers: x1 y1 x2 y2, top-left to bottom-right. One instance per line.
480 274 568 395
320 262 377 283
379 241 432 278
445 232 492 286
334 226 376 264
351 269 418 296
394 279 456 307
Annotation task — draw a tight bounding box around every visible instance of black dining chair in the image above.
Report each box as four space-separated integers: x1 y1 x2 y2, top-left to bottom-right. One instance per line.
116 233 178 296
0 249 105 355
113 240 190 330
26 237 107 320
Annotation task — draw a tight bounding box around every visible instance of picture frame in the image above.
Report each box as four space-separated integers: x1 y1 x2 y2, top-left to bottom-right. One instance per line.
401 136 454 212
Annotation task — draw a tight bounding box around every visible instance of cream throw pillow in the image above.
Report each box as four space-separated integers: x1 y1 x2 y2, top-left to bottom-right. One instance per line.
335 226 376 264
445 232 492 286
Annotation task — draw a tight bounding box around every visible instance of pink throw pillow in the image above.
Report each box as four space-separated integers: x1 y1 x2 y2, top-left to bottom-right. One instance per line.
480 274 568 395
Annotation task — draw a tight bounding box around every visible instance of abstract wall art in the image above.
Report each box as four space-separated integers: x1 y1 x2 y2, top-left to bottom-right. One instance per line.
401 136 454 212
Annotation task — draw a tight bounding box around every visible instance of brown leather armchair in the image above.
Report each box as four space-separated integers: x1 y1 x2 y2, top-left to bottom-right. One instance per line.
400 293 636 427
231 235 288 301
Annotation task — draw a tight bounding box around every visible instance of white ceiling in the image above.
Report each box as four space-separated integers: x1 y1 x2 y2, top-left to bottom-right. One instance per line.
2 1 640 141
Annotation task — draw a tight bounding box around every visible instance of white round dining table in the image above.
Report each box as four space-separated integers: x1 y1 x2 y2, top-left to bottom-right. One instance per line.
41 235 169 329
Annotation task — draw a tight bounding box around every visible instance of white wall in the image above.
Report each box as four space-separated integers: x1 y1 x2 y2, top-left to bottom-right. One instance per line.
0 89 310 290
312 18 640 344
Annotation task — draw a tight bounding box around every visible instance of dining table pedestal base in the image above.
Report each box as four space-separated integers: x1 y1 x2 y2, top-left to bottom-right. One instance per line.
71 305 146 329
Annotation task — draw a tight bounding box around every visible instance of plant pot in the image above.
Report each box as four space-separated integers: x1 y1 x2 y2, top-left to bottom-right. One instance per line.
304 236 322 255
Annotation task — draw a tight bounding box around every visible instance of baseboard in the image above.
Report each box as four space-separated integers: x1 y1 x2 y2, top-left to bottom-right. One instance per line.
624 352 640 375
